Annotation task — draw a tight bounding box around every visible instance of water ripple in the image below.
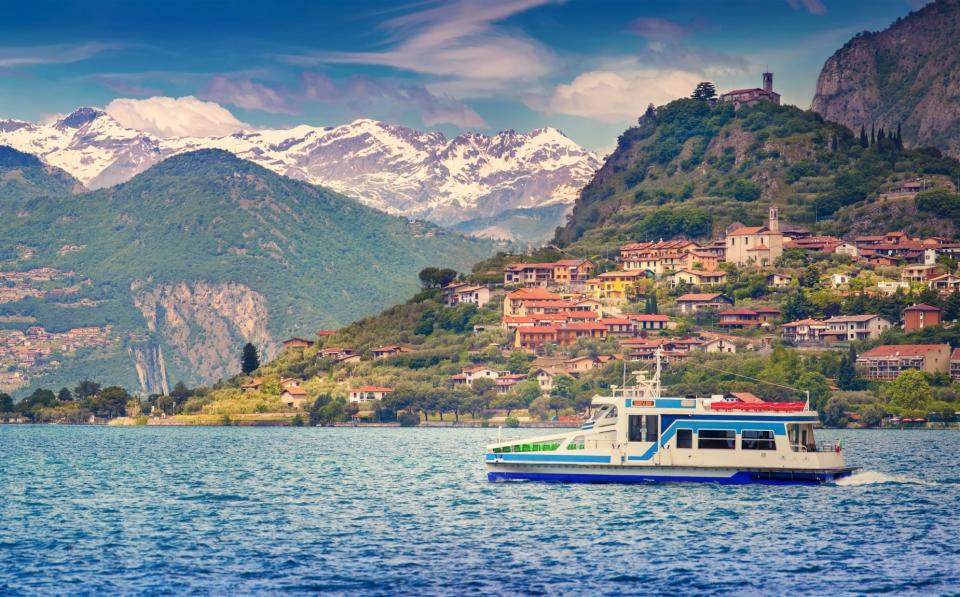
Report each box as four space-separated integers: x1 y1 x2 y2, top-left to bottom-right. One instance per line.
0 426 958 595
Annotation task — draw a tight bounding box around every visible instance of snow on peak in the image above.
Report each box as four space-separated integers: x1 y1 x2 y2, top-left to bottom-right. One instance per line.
0 111 601 226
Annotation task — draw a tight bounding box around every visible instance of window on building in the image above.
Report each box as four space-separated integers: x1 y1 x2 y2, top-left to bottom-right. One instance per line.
676 429 693 449
741 430 776 450
698 429 736 449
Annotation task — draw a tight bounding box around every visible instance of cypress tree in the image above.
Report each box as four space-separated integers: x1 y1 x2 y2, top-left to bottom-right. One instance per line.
896 122 903 150
837 345 859 391
870 124 876 147
241 342 260 374
859 125 868 148
645 292 659 314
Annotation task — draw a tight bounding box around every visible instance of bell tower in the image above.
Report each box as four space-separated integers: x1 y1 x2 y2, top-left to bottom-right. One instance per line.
769 204 779 232
763 72 773 93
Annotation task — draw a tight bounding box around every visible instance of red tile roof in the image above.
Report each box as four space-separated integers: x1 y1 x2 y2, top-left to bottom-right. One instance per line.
352 386 394 393
860 344 949 357
904 303 941 312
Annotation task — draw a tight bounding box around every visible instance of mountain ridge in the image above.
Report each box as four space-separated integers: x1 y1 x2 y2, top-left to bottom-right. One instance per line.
811 0 960 158
0 147 492 396
0 108 600 229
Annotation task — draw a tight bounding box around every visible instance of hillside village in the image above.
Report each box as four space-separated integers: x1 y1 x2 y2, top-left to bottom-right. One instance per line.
173 194 960 429
7 78 960 428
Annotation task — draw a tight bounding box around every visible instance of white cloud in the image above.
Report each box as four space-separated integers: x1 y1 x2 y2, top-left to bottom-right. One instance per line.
283 0 557 97
786 0 827 15
0 42 119 68
537 69 701 123
104 96 249 138
200 76 296 114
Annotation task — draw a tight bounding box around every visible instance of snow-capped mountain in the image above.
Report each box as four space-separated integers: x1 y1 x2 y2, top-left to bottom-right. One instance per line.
0 108 600 225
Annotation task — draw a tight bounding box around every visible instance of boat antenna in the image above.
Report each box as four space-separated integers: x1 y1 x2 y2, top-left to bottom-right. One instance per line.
654 347 662 397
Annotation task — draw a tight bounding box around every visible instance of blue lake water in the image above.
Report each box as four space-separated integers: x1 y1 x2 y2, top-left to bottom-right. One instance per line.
1 426 958 595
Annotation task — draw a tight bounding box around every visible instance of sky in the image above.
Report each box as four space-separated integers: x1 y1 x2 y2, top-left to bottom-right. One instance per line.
0 0 933 151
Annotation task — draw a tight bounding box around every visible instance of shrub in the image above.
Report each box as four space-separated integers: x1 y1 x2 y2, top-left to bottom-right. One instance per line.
398 411 420 427
504 417 520 428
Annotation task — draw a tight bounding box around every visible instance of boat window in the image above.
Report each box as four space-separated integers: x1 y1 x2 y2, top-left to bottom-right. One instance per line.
698 429 735 449
741 430 776 450
628 415 643 442
603 407 618 421
676 428 692 449
645 415 658 443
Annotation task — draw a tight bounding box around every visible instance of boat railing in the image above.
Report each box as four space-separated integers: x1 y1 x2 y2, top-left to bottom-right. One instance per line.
792 442 840 453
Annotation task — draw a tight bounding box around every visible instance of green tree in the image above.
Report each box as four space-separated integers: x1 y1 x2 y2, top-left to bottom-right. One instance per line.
882 369 932 411
645 292 659 314
241 343 260 374
797 371 831 411
57 387 73 402
418 267 458 289
691 81 717 101
74 379 101 401
781 291 812 322
859 125 868 148
93 386 131 417
17 389 57 417
837 345 860 390
0 393 14 413
859 404 885 428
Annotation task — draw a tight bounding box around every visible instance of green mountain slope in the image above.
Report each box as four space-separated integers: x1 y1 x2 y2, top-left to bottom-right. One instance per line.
0 146 82 201
554 100 960 253
0 149 492 395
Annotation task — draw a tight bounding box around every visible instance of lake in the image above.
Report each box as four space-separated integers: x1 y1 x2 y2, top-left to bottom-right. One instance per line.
1 426 957 595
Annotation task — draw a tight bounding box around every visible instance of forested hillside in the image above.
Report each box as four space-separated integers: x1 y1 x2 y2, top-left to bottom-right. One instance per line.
0 148 492 395
555 99 960 253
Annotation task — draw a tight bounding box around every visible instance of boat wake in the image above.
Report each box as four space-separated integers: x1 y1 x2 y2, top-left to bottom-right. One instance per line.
835 471 935 486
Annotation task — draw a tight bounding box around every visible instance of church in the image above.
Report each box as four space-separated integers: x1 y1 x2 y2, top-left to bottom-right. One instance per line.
725 205 784 266
720 72 781 109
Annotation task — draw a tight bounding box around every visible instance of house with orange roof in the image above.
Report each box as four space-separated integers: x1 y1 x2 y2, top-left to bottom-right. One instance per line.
823 315 892 343
586 270 647 303
724 205 784 266
280 377 302 391
348 386 394 403
856 344 950 380
781 319 828 344
282 337 314 350
950 348 960 382
503 288 563 316
598 317 636 337
668 269 727 288
241 377 264 392
903 304 942 331
626 313 672 332
371 345 413 360
676 293 734 314
280 386 308 409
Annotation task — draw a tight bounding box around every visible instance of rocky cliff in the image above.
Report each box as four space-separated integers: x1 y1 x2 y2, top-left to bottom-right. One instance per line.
811 0 960 157
133 280 272 388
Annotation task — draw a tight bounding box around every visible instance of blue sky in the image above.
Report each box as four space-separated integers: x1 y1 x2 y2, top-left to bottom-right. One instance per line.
0 0 931 150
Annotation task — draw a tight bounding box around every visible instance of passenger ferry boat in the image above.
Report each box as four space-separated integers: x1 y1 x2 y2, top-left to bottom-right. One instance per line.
486 354 858 485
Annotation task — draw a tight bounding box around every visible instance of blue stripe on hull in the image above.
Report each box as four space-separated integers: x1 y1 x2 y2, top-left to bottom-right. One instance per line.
488 469 851 485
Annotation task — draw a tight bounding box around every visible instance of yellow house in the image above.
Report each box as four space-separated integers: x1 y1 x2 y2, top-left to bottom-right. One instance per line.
586 270 647 303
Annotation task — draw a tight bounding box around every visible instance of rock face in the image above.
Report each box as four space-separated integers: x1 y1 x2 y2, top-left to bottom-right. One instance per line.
0 111 599 228
133 281 271 389
811 0 960 157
